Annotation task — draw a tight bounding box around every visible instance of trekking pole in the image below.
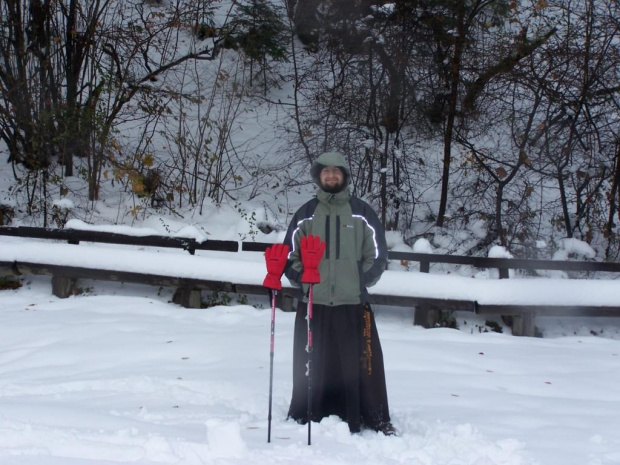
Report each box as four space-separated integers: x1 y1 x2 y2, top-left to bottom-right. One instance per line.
262 243 290 443
267 289 277 443
299 234 324 446
307 284 314 446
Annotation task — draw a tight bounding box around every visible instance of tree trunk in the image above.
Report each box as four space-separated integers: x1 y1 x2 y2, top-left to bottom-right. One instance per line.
436 0 465 227
557 168 573 238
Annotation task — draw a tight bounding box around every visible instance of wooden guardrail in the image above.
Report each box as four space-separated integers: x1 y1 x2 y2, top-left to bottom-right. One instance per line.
2 226 620 337
3 226 620 273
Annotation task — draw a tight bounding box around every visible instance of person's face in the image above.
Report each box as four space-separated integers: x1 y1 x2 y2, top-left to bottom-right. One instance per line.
320 166 345 193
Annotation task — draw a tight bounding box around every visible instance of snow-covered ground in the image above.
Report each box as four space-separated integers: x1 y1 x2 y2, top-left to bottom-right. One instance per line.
1 237 620 464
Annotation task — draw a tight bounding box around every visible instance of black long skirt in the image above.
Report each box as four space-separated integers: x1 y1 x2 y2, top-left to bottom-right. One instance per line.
287 302 391 433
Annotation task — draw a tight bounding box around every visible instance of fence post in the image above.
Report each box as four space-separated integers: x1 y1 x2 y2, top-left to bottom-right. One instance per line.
414 302 441 328
52 275 77 298
413 259 440 327
173 286 202 308
511 312 535 337
278 289 295 312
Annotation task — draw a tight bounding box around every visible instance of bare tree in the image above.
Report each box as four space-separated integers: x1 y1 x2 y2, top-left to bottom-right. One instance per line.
434 0 554 227
0 0 226 215
520 0 620 253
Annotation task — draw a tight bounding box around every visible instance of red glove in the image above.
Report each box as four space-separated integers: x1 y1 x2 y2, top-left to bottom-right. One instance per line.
263 243 290 290
300 235 326 284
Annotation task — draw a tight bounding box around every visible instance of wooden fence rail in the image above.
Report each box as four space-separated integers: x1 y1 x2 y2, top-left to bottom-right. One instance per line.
3 226 620 274
2 226 620 337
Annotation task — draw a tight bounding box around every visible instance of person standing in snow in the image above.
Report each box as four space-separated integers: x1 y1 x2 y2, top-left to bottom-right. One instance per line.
282 151 395 435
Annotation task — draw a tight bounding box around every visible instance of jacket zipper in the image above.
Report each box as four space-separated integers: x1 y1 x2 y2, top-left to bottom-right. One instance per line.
328 195 336 301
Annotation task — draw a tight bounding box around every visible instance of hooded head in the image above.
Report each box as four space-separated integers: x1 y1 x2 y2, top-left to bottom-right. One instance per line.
310 152 351 194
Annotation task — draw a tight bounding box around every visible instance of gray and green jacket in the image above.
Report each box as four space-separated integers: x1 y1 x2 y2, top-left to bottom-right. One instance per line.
283 152 388 306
